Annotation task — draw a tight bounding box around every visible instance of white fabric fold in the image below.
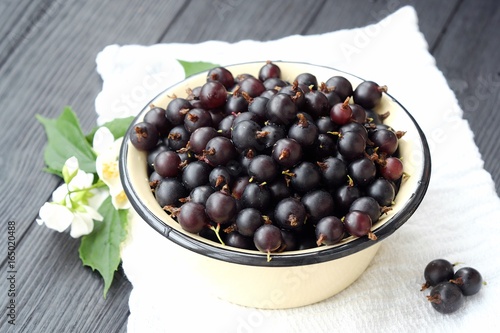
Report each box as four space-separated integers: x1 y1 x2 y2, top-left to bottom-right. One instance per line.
95 6 500 332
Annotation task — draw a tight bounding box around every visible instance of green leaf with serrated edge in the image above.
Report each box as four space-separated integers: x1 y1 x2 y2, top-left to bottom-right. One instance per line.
177 59 220 77
86 116 135 144
79 196 128 298
36 107 97 173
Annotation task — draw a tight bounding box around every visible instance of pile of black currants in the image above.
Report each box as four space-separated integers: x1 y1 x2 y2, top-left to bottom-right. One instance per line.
421 259 484 314
129 61 406 261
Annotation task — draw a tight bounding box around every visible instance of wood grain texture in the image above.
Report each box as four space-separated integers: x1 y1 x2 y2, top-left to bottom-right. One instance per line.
305 0 460 49
0 0 57 66
0 0 498 332
433 0 500 193
159 0 328 42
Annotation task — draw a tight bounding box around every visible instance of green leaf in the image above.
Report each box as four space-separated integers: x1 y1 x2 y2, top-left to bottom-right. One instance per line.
42 166 63 178
177 59 220 77
79 197 128 298
86 116 135 144
36 107 97 174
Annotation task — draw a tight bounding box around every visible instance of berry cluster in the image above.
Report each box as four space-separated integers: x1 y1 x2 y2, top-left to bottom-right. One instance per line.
129 61 406 261
421 259 483 314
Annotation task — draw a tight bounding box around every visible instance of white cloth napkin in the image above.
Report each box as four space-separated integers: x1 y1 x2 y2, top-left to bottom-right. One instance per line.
95 6 500 332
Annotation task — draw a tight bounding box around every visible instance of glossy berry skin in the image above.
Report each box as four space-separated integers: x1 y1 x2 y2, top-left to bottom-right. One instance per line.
129 122 159 151
178 202 209 233
166 98 192 125
181 161 211 191
209 166 232 190
325 76 353 101
295 72 318 90
334 184 361 215
337 131 366 161
248 154 278 183
236 208 264 237
311 133 337 159
366 178 396 207
315 216 344 246
189 126 218 155
239 77 266 97
274 197 307 231
330 99 352 125
343 211 374 239
155 178 188 208
288 114 319 147
267 177 292 202
259 123 286 152
253 224 282 254
207 66 235 90
427 282 464 314
348 157 377 187
189 185 215 206
423 259 455 289
203 136 237 166
301 190 335 223
225 231 254 250
205 190 237 224
263 77 287 90
230 176 250 200
147 144 168 171
183 108 212 133
272 138 303 168
289 161 322 194
379 156 404 181
317 157 347 189
199 81 227 109
266 93 298 126
282 90 306 113
452 267 483 296
231 120 265 151
353 81 387 109
166 125 190 151
241 182 271 211
258 61 281 81
303 89 329 118
350 104 367 124
144 106 171 136
214 113 233 136
225 92 249 115
370 128 399 155
248 96 269 121
280 229 298 251
349 196 381 223
153 151 181 178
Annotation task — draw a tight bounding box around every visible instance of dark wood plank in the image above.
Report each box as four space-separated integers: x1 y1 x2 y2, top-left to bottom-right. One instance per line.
159 0 328 42
433 0 500 194
0 0 56 66
305 0 460 49
1 227 130 333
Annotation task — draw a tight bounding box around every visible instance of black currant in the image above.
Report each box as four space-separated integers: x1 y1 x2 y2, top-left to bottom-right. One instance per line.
427 282 464 314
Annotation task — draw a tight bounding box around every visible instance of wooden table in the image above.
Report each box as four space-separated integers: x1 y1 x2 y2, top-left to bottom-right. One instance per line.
1 1 498 332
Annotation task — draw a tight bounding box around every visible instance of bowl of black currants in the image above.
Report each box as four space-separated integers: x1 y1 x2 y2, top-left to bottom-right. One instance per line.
120 61 431 309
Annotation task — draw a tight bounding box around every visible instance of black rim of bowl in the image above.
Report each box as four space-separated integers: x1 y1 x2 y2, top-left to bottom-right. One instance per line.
119 61 432 267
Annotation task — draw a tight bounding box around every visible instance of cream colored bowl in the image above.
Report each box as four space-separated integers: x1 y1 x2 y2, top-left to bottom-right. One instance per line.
120 61 431 309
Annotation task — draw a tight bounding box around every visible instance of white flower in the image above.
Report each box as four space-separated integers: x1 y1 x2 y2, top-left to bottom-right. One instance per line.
37 157 104 238
94 127 131 210
37 202 74 232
